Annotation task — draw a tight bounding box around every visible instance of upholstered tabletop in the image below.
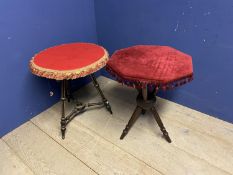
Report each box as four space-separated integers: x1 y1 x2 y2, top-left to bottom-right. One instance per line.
106 45 193 89
30 42 108 80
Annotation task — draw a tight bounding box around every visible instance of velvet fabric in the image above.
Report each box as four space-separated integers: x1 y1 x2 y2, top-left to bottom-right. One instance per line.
30 43 108 80
33 43 106 71
106 45 193 89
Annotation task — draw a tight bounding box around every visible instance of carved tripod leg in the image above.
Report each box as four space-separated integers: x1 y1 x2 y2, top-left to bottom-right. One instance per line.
120 106 142 139
61 80 67 139
90 74 112 114
151 107 171 143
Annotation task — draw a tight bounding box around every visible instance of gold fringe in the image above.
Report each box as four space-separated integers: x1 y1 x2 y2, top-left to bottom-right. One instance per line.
29 49 109 80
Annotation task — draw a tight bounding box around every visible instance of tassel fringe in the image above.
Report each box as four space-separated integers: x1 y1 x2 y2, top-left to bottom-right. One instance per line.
106 66 193 90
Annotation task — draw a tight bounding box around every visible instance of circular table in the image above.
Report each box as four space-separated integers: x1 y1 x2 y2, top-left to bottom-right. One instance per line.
106 45 193 143
30 42 112 139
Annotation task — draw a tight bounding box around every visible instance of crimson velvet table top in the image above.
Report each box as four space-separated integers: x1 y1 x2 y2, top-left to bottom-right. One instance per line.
106 45 193 89
30 43 108 80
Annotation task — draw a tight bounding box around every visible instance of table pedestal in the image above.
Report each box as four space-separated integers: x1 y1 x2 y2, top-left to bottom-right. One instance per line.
120 87 171 143
60 74 112 139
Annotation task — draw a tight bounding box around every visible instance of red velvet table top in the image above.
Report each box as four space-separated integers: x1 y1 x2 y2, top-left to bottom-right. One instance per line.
30 43 108 80
106 45 193 89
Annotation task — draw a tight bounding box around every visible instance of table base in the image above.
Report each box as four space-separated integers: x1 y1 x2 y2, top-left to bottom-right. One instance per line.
60 74 112 139
120 87 171 143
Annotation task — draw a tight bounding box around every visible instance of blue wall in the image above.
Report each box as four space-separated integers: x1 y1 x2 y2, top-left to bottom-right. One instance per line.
95 0 233 123
1 0 232 137
0 0 97 137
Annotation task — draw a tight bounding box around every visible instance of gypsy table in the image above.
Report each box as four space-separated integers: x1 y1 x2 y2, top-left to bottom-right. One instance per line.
106 45 193 143
30 42 112 139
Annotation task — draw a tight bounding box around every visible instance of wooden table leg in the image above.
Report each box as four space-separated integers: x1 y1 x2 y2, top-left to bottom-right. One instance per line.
120 106 142 139
90 74 112 114
142 87 148 101
141 87 147 115
65 80 72 102
151 107 171 143
61 80 67 139
59 76 113 139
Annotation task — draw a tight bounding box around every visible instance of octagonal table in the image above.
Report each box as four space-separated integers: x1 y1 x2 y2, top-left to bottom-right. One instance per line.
106 45 193 143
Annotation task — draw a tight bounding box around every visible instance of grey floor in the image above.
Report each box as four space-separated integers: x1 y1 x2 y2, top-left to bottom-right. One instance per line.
1 76 233 175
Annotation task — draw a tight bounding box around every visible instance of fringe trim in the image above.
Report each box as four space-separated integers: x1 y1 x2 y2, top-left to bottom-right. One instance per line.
29 50 109 80
106 66 193 90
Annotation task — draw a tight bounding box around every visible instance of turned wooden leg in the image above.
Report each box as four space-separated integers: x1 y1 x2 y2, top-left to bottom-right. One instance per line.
141 88 147 115
151 107 171 143
65 80 72 102
90 74 112 114
120 106 142 139
61 80 67 139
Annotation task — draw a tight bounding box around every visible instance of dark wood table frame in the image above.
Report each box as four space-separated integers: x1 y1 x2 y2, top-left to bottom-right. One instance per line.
60 74 112 139
120 87 171 143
